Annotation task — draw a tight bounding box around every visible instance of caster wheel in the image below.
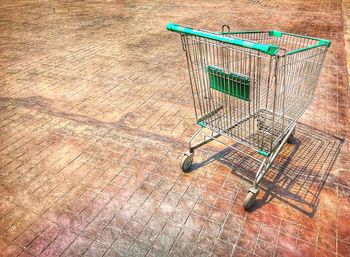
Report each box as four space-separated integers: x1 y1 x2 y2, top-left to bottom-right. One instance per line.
243 188 259 211
180 152 194 172
287 127 296 144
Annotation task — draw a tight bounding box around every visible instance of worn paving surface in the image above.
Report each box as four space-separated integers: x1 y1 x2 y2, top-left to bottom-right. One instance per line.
0 0 349 256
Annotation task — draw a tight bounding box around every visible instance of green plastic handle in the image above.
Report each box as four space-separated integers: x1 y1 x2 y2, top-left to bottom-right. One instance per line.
166 23 279 56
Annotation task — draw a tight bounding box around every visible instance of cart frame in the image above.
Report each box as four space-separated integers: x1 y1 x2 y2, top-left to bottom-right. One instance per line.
167 23 330 210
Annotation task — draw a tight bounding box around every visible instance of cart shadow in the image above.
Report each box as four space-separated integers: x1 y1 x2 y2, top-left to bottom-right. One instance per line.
196 123 343 217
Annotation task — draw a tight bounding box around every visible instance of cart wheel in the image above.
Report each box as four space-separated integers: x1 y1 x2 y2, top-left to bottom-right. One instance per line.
287 128 296 144
243 189 259 210
180 152 194 172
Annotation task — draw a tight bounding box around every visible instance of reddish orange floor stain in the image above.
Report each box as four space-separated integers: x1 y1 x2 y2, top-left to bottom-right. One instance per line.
0 1 349 257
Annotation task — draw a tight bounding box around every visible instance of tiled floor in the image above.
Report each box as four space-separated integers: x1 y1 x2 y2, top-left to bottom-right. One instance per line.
0 0 349 256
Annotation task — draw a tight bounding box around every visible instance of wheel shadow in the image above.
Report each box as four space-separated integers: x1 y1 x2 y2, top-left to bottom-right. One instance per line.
191 123 344 217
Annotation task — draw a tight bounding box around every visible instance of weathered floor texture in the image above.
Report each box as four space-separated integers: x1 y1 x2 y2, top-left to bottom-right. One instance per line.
0 0 349 256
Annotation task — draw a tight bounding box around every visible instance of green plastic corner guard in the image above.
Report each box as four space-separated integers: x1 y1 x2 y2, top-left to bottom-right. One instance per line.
166 23 279 56
197 121 206 127
258 149 269 157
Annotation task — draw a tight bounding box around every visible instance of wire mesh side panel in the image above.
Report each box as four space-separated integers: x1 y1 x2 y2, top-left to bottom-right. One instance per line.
181 34 276 152
221 32 329 151
273 46 328 144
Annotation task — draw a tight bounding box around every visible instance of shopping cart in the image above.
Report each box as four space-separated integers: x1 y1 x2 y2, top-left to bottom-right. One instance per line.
166 23 331 210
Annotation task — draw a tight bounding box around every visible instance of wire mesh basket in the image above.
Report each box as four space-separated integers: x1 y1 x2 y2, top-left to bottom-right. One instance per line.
167 23 330 210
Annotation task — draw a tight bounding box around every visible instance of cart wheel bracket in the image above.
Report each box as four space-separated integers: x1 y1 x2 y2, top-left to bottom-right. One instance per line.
180 152 194 172
243 188 260 210
287 127 296 144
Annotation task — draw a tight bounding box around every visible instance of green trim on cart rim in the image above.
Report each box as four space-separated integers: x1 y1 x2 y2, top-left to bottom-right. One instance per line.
287 44 329 55
220 30 262 35
268 30 331 48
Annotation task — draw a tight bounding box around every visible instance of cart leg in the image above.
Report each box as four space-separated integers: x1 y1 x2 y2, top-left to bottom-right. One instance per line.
180 151 194 172
243 187 260 210
243 123 297 210
243 161 265 210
